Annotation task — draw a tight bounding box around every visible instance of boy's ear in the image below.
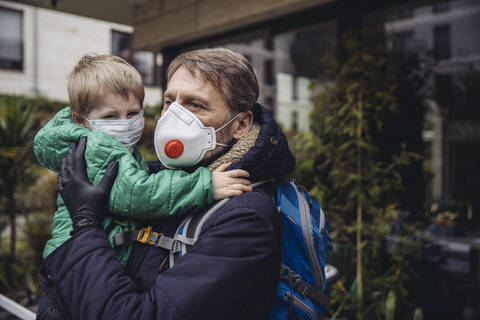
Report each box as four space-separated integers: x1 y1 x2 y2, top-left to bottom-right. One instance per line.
72 112 86 126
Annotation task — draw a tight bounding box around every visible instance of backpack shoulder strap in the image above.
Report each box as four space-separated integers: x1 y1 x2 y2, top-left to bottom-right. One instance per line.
169 179 274 267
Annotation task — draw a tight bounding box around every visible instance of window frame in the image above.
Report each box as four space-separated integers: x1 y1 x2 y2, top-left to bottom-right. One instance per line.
111 29 134 64
111 29 161 87
0 5 24 72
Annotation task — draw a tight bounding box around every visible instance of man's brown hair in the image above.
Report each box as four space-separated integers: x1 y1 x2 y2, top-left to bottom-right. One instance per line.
68 54 144 117
167 48 259 115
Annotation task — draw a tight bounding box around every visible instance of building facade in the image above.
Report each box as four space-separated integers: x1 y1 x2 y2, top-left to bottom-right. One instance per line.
0 0 162 105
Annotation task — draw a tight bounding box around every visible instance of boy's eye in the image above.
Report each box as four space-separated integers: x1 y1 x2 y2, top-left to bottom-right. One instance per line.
128 112 139 117
103 114 116 119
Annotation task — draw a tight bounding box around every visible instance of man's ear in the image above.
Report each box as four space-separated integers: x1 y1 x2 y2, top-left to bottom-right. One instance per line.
232 111 253 140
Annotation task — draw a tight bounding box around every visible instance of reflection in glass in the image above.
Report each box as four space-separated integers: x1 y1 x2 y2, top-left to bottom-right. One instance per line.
0 7 23 70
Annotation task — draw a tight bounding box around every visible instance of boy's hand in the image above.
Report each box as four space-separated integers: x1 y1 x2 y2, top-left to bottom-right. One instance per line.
58 137 119 234
212 162 252 200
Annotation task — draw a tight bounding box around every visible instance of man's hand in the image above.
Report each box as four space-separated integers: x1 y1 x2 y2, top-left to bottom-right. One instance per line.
58 137 119 235
212 162 252 200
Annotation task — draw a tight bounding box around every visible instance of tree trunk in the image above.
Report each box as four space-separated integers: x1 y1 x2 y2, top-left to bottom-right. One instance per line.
356 201 363 319
7 194 16 259
356 97 363 320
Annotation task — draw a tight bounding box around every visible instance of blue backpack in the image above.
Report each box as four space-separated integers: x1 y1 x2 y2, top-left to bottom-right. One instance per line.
270 178 330 319
169 178 330 319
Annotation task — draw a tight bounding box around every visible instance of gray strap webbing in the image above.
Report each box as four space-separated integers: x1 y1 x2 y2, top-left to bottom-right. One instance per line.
113 229 184 253
170 220 186 268
169 179 274 267
175 233 196 246
294 182 324 291
193 179 274 243
113 230 138 247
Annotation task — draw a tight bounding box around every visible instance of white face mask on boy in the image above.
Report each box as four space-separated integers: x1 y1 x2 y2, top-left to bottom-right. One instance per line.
83 111 145 153
154 102 241 169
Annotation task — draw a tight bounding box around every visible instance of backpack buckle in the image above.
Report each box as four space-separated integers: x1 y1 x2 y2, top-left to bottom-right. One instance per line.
136 226 152 244
281 265 305 295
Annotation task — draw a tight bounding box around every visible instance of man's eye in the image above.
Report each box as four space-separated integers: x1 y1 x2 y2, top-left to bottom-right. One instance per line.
103 115 115 119
128 112 139 117
163 100 172 106
190 103 204 109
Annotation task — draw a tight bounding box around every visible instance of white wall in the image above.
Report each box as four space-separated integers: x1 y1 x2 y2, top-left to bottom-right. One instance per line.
0 1 162 106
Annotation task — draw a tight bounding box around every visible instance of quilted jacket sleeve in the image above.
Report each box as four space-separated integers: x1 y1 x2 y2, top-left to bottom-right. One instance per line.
33 107 214 219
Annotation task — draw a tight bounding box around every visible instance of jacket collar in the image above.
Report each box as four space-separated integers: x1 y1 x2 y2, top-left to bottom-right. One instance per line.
226 103 295 181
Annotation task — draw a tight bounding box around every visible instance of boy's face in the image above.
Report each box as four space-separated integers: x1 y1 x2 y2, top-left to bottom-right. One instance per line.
77 92 142 127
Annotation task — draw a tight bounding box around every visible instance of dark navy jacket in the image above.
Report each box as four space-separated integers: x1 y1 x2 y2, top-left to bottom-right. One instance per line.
37 104 295 320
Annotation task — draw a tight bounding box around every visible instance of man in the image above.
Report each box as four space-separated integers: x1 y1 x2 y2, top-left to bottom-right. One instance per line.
37 48 295 320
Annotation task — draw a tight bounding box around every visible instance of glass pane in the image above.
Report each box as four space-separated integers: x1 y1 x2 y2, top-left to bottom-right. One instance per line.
166 0 479 317
111 30 132 63
0 7 22 68
274 21 337 131
223 39 277 113
134 50 154 86
111 31 160 87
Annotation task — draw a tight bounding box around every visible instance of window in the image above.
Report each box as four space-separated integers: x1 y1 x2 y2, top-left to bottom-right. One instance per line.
386 8 413 22
264 37 274 51
265 96 274 113
393 31 415 54
433 1 450 13
111 30 132 63
0 7 23 71
434 24 451 61
264 59 274 85
135 51 155 86
292 76 298 101
291 110 298 131
111 30 161 87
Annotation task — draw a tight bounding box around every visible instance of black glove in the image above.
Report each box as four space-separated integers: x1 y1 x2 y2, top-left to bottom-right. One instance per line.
58 137 119 235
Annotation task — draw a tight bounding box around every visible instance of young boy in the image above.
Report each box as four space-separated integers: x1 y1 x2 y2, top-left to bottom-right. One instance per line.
34 54 251 265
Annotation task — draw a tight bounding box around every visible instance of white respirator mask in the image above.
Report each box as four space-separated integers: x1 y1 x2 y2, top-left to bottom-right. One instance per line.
154 102 241 169
83 111 145 152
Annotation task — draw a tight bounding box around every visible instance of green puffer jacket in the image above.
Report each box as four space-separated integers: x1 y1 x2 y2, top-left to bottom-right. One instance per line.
34 107 214 265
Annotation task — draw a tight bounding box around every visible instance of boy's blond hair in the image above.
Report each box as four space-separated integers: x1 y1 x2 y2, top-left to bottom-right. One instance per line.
68 54 144 118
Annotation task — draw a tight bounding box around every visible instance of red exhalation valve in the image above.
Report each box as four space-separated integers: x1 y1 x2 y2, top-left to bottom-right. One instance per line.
164 139 184 158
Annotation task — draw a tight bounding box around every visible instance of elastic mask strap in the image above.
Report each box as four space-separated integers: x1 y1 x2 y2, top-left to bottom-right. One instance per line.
81 114 90 122
214 112 242 133
216 142 229 147
214 113 242 147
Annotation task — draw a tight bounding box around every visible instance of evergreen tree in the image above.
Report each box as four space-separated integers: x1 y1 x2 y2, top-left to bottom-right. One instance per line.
0 99 38 259
292 30 424 318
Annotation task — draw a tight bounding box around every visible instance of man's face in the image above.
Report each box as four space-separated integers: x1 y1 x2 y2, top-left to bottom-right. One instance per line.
162 66 233 159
